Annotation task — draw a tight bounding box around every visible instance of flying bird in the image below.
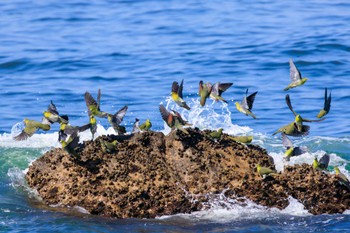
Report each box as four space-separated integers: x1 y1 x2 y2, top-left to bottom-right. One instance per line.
209 82 233 103
317 88 331 118
273 121 310 137
334 167 350 189
171 80 190 110
107 105 128 135
13 119 51 141
159 104 191 134
59 130 80 158
313 153 330 170
282 133 307 161
235 89 258 119
199 80 212 106
42 101 68 125
84 89 108 118
284 58 308 91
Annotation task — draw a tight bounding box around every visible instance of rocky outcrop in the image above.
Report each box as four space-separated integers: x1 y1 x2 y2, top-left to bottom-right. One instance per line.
25 128 350 218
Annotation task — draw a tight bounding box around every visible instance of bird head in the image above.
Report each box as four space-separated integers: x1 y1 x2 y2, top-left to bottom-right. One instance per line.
43 111 51 118
295 115 302 124
235 102 240 108
146 119 151 124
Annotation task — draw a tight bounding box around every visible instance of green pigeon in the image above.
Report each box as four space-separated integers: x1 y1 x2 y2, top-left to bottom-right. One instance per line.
139 119 152 131
107 105 128 134
60 130 80 158
199 80 212 106
273 121 310 137
13 119 51 141
42 101 68 125
334 167 350 189
317 88 331 118
209 82 233 103
89 115 97 139
209 128 223 139
132 118 140 133
99 138 118 153
228 135 253 144
285 94 324 132
256 164 277 177
84 89 108 118
171 79 190 110
159 104 191 134
313 154 330 170
282 133 307 161
284 58 308 91
235 89 258 119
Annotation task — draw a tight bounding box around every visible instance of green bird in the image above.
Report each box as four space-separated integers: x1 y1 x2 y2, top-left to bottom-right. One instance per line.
107 105 128 135
209 82 233 103
256 164 277 177
199 80 212 106
89 115 97 139
139 119 152 131
273 121 310 137
317 88 331 118
42 101 68 125
209 128 223 139
313 153 330 170
285 94 324 132
13 119 51 141
284 58 308 91
99 138 118 153
84 89 108 118
171 79 191 110
235 89 258 119
334 167 350 189
58 115 91 142
282 133 307 161
132 118 140 133
60 130 80 158
227 135 253 144
159 104 191 134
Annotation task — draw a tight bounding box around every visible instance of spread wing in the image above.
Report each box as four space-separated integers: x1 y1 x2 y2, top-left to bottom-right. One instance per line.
324 88 331 112
13 131 32 141
319 153 330 169
218 83 233 96
285 94 298 116
282 133 293 149
113 105 128 125
289 58 302 82
293 146 307 156
159 104 173 127
211 82 220 96
78 123 91 132
97 89 101 110
84 91 98 116
246 91 258 110
67 131 80 149
48 100 59 115
178 79 184 98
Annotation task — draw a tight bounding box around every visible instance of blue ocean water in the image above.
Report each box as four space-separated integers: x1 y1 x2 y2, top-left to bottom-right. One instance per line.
1 0 350 232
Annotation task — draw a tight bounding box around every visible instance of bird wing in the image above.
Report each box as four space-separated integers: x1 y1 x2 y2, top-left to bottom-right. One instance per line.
293 146 308 156
13 131 32 141
84 91 98 116
113 105 128 125
282 133 293 148
218 83 233 96
172 81 179 94
48 100 59 115
211 82 220 96
159 105 173 127
41 117 52 125
58 130 67 142
97 89 101 110
246 91 258 110
67 131 80 149
240 89 249 109
325 88 331 112
319 153 330 169
289 59 302 82
301 117 325 123
285 94 298 116
178 79 184 98
78 123 91 132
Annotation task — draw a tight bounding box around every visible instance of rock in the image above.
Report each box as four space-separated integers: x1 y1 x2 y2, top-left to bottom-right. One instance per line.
25 128 350 218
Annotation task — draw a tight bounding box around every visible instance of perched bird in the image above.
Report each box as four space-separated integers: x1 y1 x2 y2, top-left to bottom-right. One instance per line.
256 164 277 178
171 80 190 110
317 88 331 118
227 135 253 144
42 101 68 125
313 153 330 170
199 80 212 106
132 118 140 133
139 119 152 131
84 89 108 118
13 119 51 141
285 94 324 132
159 104 190 134
334 167 350 189
209 128 223 139
273 121 310 137
284 58 308 91
235 89 258 119
89 115 97 139
282 133 307 161
107 105 128 134
99 138 118 153
60 131 80 158
209 82 233 103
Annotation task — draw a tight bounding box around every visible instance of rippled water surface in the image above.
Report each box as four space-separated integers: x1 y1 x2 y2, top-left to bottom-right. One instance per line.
1 0 350 232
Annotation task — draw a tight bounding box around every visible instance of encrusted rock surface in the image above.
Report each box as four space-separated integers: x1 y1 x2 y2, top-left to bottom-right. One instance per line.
26 128 350 218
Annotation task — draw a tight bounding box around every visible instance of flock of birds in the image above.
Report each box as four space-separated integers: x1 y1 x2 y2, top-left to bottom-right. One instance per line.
12 58 349 188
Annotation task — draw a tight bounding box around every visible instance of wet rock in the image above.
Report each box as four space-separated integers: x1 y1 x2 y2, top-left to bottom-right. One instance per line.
25 128 350 218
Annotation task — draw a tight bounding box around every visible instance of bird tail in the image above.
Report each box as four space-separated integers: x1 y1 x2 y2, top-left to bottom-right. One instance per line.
183 103 191 110
272 129 281 136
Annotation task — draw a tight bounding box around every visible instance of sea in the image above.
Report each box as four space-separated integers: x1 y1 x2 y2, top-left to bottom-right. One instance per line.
0 0 350 232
